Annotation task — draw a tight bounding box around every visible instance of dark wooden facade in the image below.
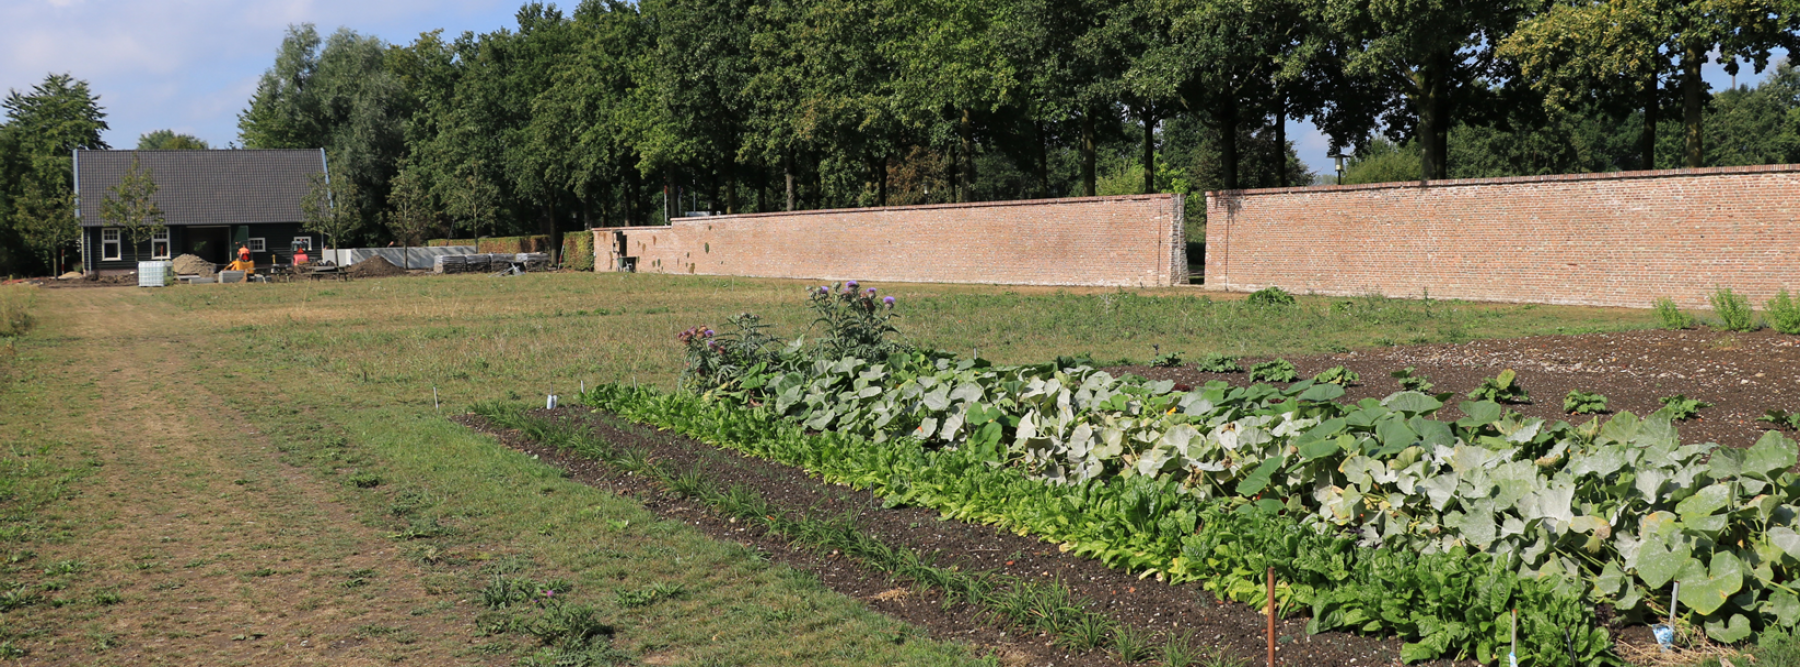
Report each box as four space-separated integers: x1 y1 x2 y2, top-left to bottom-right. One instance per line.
75 149 329 275
82 224 320 274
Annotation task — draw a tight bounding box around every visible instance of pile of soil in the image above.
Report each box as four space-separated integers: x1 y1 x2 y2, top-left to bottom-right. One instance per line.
346 255 406 277
170 254 215 277
1113 328 1800 449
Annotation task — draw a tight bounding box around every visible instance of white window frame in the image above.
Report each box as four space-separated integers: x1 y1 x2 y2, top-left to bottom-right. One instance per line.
151 229 171 260
291 236 313 251
101 228 121 261
247 237 266 252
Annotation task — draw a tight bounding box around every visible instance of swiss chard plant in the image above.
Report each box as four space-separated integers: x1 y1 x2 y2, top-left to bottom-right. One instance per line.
1655 394 1712 422
1468 369 1528 403
1194 353 1241 373
1563 390 1609 415
1248 358 1298 382
1760 410 1800 431
1312 366 1359 386
1391 366 1434 392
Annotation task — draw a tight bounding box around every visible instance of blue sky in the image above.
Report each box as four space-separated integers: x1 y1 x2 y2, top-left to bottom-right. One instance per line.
2 0 1788 179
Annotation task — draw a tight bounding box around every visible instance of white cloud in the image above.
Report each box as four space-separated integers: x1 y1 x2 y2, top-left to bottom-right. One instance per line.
3 0 521 147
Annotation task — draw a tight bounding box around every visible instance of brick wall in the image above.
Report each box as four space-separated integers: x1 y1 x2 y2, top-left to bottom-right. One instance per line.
592 194 1187 287
1204 165 1800 309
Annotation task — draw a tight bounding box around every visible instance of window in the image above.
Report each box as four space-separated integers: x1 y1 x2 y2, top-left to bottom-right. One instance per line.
101 228 121 261
291 236 313 251
247 237 266 252
151 229 171 260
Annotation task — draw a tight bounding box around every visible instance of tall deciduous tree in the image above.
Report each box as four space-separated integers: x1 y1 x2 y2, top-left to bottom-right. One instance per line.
1503 0 1792 168
136 130 210 150
0 73 108 275
99 157 164 262
240 24 412 234
1326 0 1534 179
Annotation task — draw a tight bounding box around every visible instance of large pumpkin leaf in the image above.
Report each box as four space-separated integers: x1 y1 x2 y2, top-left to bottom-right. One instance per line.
1704 613 1753 643
1745 431 1800 480
1636 532 1692 590
1678 551 1746 616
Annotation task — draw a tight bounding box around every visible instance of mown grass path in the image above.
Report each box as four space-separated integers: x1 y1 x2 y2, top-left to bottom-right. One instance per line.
2 285 984 666
0 274 1652 665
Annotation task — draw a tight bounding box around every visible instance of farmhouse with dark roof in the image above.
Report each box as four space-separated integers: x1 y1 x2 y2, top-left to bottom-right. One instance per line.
75 149 328 275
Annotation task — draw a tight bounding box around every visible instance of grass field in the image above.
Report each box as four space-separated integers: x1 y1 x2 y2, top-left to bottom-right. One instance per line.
0 273 1657 664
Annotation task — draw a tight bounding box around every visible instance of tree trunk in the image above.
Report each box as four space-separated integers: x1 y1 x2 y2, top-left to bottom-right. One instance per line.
1035 121 1050 198
875 155 888 207
1221 100 1240 191
1142 113 1157 194
949 139 961 202
664 170 674 224
1274 99 1288 188
1639 66 1659 170
1417 61 1448 180
724 154 738 214
959 107 976 203
1081 111 1097 197
1682 43 1705 167
783 151 795 211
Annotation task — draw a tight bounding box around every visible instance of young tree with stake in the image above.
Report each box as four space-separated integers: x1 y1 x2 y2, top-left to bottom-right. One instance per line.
99 156 164 262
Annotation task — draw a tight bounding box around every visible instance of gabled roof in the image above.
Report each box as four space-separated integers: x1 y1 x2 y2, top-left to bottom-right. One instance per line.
75 149 326 227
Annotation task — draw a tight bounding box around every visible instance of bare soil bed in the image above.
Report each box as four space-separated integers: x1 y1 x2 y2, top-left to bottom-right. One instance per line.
1113 327 1800 449
463 410 1463 667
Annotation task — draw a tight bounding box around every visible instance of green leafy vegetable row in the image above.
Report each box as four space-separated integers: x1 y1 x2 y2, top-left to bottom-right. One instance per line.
737 350 1800 648
579 384 1611 664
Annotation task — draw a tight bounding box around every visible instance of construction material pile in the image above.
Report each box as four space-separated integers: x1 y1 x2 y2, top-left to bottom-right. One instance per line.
347 255 406 277
433 253 551 274
171 254 216 277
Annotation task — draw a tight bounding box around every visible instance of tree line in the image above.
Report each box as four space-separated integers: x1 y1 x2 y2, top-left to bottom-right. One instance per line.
1 0 1798 276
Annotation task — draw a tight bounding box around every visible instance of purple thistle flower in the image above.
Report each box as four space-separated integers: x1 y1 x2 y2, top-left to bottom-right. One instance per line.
883 296 896 307
704 329 715 337
846 280 859 289
866 287 877 296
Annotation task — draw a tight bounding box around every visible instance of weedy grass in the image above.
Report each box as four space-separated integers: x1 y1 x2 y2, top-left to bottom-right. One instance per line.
1654 297 1694 330
0 285 32 338
1710 287 1760 332
1767 289 1800 335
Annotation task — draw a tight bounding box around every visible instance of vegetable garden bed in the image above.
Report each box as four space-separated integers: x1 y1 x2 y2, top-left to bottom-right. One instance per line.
463 406 1445 666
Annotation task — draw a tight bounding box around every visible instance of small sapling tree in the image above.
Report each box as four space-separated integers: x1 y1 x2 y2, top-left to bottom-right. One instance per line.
99 156 165 262
301 158 361 253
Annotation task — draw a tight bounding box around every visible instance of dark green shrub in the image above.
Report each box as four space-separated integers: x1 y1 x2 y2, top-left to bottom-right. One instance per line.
1710 287 1759 332
1246 286 1296 308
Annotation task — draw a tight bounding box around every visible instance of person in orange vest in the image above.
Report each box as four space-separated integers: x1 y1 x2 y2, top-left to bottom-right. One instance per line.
228 245 255 275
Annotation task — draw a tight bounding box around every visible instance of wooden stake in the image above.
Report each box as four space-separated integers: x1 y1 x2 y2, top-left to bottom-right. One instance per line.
1267 566 1276 667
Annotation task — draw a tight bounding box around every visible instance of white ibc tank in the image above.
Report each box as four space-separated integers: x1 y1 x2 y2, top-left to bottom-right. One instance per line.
137 261 172 288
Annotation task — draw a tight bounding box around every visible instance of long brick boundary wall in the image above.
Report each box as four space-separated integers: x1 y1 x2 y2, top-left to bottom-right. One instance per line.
591 194 1187 287
1204 165 1800 309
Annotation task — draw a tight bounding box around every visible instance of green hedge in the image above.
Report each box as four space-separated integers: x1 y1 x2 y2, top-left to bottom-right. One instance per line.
563 232 594 271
